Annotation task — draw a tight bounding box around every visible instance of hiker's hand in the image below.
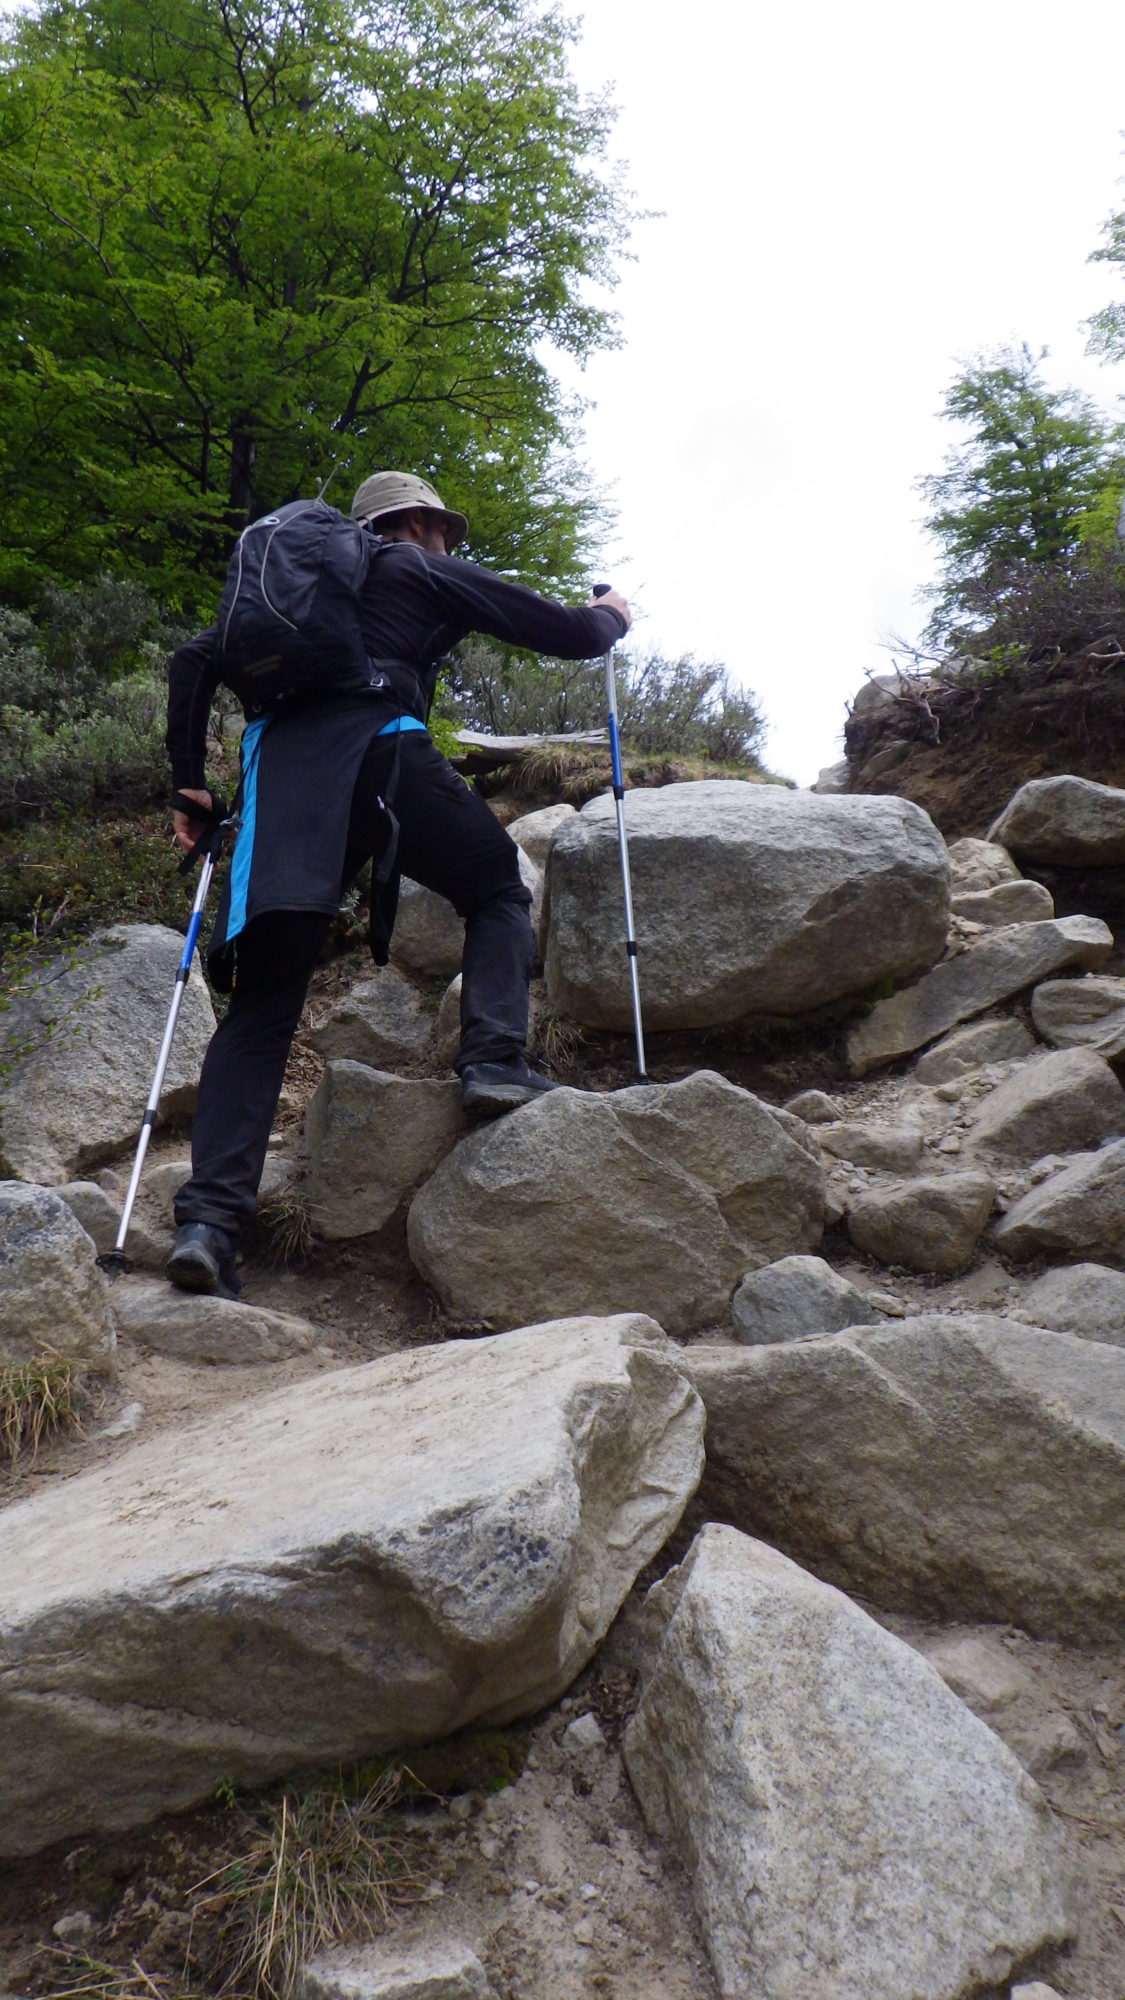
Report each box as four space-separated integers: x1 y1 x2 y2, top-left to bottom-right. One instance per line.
589 586 631 631
173 788 213 854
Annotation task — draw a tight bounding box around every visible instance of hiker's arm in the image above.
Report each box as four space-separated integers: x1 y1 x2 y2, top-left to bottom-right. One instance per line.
431 555 631 658
166 624 221 790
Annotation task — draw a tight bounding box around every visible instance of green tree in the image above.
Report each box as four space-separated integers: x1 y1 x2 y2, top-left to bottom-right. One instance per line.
917 344 1123 641
0 0 628 610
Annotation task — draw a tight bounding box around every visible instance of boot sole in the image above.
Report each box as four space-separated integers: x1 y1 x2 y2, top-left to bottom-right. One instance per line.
462 1082 549 1117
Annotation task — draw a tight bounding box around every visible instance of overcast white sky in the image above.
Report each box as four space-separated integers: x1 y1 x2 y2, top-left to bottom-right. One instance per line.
560 0 1125 785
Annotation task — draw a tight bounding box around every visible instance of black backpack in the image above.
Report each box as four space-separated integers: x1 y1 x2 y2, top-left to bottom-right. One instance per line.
215 498 390 712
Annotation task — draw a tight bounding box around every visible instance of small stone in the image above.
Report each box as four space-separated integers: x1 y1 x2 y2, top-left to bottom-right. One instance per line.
1011 1983 1067 2000
52 1912 94 1944
921 1633 1030 1713
448 1795 472 1820
478 1836 500 1860
420 1880 445 1900
938 1136 962 1154
562 1712 607 1752
93 1401 145 1440
580 1883 600 1900
1021 1715 1087 1778
572 1921 596 1947
783 1090 843 1125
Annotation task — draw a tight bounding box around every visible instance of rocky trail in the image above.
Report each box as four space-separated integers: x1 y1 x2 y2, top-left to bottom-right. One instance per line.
6 769 1125 1998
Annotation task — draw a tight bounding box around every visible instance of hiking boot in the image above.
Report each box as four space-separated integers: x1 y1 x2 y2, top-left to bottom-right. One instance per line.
461 1057 562 1118
166 1222 241 1300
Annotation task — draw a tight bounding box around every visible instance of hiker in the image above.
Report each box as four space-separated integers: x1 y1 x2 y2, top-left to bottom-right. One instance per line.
163 470 631 1297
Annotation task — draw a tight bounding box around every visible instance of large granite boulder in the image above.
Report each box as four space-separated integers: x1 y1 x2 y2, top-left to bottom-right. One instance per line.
846 916 1113 1075
624 1526 1073 2000
0 925 215 1184
544 783 950 1031
945 837 1020 894
392 848 543 979
0 1313 703 1857
966 1047 1125 1161
507 802 577 871
994 1140 1125 1261
1022 1263 1125 1347
846 1171 996 1274
731 1255 884 1344
304 1065 466 1239
990 775 1125 865
308 968 434 1069
408 1073 825 1336
0 1182 116 1367
683 1314 1125 1641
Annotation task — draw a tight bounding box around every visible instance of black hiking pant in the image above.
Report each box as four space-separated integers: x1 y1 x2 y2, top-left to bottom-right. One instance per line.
174 731 532 1241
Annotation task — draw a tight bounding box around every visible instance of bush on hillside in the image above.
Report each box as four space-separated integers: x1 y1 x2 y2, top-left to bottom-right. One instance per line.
439 639 767 766
0 579 193 827
941 541 1125 669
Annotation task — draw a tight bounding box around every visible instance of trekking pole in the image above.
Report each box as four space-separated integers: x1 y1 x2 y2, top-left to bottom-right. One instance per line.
593 584 651 1083
97 796 235 1276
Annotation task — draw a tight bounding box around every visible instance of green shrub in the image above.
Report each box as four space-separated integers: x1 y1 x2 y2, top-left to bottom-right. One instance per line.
438 637 768 766
0 675 170 824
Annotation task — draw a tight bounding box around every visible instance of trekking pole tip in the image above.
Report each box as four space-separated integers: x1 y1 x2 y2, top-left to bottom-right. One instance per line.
96 1250 134 1278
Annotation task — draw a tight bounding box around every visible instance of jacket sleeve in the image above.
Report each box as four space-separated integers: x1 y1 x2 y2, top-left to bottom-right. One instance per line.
165 625 220 789
431 556 629 659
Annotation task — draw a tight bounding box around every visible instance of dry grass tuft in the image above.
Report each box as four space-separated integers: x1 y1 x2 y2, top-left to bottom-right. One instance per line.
190 1774 413 2000
0 1352 83 1466
537 1012 586 1079
255 1186 315 1267
43 1954 198 2000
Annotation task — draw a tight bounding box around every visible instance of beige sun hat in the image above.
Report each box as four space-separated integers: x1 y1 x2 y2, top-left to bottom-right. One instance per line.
350 470 468 549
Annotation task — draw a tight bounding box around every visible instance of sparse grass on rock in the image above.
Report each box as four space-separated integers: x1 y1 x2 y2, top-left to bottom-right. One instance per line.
0 1353 84 1466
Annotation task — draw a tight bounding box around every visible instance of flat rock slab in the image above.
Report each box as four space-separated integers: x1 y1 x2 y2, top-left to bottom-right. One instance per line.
407 1072 825 1336
305 1066 466 1239
990 774 1125 865
0 1182 116 1367
951 879 1054 925
966 1046 1125 1161
111 1277 317 1364
0 925 215 1184
0 1313 703 1857
913 1016 1036 1084
624 1526 1073 2000
1031 974 1125 1047
994 1138 1125 1261
683 1314 1125 1641
545 782 950 1031
301 1941 496 2000
847 916 1113 1075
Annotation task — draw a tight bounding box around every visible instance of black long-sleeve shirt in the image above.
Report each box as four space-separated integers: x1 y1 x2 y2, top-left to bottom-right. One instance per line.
166 539 628 789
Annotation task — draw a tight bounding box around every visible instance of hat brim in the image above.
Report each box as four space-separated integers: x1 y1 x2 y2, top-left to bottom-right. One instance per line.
359 500 468 551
